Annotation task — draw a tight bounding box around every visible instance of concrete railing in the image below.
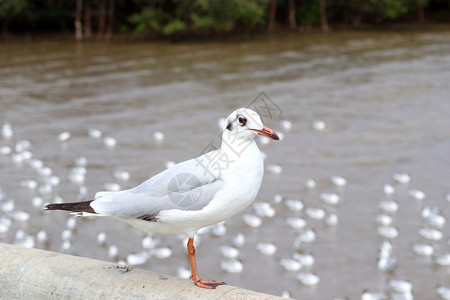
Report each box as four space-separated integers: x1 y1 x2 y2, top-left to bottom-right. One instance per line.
0 243 285 299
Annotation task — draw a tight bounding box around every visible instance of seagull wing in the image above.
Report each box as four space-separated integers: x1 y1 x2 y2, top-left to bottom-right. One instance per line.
90 150 224 219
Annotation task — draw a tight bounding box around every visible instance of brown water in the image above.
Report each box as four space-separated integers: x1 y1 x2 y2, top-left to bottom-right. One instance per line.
1 29 450 299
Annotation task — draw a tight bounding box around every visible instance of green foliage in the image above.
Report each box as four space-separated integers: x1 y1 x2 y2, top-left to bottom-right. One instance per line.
128 0 267 36
0 0 448 38
129 8 165 33
297 0 321 26
0 0 30 21
162 19 186 35
368 0 409 19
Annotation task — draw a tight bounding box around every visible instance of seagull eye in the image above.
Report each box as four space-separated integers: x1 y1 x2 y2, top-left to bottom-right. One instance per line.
237 116 247 126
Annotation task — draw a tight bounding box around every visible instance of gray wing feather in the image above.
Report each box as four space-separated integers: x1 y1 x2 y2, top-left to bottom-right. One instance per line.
91 151 224 219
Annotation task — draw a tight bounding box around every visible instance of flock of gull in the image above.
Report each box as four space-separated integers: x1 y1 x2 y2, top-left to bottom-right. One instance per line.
0 117 449 299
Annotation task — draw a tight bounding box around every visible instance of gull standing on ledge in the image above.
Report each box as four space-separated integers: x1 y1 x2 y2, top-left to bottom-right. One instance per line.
45 108 280 289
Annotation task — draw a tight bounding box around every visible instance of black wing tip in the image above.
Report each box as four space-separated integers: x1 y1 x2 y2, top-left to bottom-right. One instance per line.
44 200 96 214
44 203 58 210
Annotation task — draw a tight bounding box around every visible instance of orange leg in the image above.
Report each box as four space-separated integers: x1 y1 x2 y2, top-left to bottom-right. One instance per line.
187 237 226 289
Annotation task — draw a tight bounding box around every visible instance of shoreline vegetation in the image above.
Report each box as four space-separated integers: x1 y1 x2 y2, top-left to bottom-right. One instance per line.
1 0 449 42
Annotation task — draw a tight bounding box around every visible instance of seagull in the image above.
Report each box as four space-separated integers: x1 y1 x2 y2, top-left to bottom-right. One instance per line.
45 108 279 289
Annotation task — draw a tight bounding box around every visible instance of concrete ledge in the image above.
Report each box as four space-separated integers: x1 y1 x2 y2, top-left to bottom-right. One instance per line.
0 243 284 300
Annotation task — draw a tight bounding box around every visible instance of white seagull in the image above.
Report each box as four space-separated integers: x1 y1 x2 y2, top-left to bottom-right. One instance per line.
45 108 279 289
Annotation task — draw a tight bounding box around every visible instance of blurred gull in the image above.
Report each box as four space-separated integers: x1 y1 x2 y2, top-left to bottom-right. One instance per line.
15 140 31 152
305 179 317 190
256 242 277 255
280 120 292 131
266 164 282 175
393 173 411 184
97 232 107 246
418 228 443 241
219 245 239 259
220 259 243 273
378 241 396 272
45 108 279 289
14 230 35 248
313 120 326 131
272 194 283 204
437 286 450 300
150 247 173 258
36 230 49 243
217 118 227 129
409 189 425 200
320 192 340 205
38 166 52 177
286 217 307 229
164 160 176 169
60 241 72 254
389 279 413 294
434 253 450 266
21 179 38 190
361 291 388 300
75 156 88 167
77 186 88 201
58 131 71 142
61 229 73 241
108 245 119 259
424 209 445 229
243 214 262 228
1 199 15 213
153 131 164 142
325 213 339 227
88 128 102 139
305 207 325 220
296 228 316 243
297 272 320 286
53 195 64 204
377 226 398 239
0 217 12 233
331 176 347 187
69 167 86 184
142 234 161 249
114 170 131 181
47 176 60 186
29 159 44 170
412 243 434 256
258 135 271 145
232 232 245 248
379 200 399 214
103 136 117 148
376 214 393 226
253 201 275 218
293 253 315 266
66 217 77 230
384 184 395 195
285 199 304 212
210 221 227 237
104 183 121 191
279 258 302 272
38 183 53 195
281 291 291 298
177 266 191 279
1 122 13 139
0 146 11 155
12 210 30 222
127 251 150 266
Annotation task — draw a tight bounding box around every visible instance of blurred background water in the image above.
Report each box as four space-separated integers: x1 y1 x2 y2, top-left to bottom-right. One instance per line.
1 29 450 299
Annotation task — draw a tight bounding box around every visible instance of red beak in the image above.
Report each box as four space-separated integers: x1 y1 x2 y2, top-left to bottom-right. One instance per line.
251 126 279 140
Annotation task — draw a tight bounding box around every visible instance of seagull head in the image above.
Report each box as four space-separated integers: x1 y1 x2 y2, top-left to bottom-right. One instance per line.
224 108 279 141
